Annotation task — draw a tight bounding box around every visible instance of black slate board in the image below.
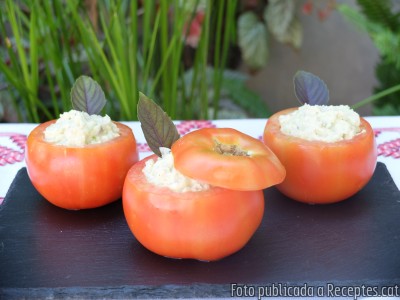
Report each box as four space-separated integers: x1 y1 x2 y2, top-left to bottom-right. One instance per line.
1 163 400 299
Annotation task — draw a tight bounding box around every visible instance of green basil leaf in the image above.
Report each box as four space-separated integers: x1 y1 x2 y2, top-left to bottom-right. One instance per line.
137 92 180 157
293 71 329 105
71 76 106 115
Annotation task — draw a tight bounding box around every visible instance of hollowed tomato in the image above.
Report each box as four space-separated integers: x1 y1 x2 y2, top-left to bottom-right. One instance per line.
26 120 139 210
171 128 286 191
122 155 265 261
263 108 377 204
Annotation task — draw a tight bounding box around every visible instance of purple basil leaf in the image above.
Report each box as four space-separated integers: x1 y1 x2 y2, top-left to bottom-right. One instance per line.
137 92 180 157
71 76 106 115
293 70 329 105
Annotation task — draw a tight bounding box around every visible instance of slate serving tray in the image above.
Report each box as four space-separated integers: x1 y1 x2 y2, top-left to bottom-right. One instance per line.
1 163 400 299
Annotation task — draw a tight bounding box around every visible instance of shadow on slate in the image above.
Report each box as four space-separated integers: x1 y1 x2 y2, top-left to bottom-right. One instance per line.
0 162 399 299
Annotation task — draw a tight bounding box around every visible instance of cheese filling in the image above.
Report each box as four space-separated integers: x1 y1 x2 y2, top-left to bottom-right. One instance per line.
143 148 210 193
44 110 120 147
278 104 363 142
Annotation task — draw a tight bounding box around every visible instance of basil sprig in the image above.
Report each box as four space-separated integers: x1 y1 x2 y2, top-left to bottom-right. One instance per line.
71 75 106 115
137 92 180 157
294 70 329 105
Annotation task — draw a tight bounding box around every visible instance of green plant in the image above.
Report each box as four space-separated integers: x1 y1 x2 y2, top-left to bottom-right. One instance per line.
0 0 92 122
338 0 400 115
181 67 270 118
1 0 270 122
236 0 304 71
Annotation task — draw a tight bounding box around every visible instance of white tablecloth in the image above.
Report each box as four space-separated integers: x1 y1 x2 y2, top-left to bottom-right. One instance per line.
1 117 399 204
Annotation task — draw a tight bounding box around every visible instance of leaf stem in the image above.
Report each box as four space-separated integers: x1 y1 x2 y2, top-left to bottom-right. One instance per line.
351 84 400 110
160 0 171 115
198 0 211 119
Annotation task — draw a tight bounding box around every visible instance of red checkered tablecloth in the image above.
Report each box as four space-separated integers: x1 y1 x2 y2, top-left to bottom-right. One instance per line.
1 117 399 204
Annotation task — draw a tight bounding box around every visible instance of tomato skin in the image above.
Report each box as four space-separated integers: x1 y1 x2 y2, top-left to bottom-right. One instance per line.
26 120 139 210
123 155 264 261
171 128 286 191
263 108 377 204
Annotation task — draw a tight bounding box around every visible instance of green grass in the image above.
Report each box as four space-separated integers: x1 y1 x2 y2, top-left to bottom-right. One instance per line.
0 0 241 122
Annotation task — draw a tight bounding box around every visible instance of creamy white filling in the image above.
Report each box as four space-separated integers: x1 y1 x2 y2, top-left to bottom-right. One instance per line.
143 147 210 193
44 110 120 147
279 104 362 142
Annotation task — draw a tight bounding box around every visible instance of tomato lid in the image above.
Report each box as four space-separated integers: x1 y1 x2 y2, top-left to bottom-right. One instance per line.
171 128 286 191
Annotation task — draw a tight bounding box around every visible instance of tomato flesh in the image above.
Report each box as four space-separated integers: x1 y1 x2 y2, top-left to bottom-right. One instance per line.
263 108 377 204
26 120 139 209
122 155 265 261
171 128 286 191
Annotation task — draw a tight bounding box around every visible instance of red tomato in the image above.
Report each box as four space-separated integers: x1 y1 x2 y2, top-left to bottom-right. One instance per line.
171 128 286 191
263 108 377 204
26 120 139 210
122 155 264 261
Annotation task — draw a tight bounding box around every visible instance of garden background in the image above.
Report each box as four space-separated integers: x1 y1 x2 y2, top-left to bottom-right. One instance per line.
1 0 399 123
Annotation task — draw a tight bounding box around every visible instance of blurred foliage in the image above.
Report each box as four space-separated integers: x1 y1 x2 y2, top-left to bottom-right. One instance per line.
0 0 272 122
339 0 400 115
237 0 304 71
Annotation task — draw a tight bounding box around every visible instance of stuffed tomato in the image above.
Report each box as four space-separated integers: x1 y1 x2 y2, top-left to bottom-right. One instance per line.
26 117 138 210
263 107 377 204
123 128 285 261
